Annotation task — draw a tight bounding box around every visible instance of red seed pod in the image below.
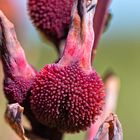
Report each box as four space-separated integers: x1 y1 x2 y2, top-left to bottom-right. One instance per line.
30 0 105 132
28 0 73 40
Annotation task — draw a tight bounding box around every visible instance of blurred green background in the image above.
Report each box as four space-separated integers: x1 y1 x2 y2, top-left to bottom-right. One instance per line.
0 0 140 140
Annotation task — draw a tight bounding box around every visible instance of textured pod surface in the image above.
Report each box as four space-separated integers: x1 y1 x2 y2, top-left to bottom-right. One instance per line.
4 76 34 104
30 62 105 132
28 0 73 39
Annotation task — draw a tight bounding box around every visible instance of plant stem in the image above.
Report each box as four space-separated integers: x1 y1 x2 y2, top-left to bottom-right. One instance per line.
92 0 112 62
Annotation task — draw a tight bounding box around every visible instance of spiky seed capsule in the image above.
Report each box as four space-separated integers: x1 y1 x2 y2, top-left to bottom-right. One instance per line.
4 77 34 104
30 62 105 132
28 0 73 39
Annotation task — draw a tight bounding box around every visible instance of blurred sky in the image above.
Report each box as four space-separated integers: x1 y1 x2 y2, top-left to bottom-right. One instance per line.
111 0 140 26
110 0 140 37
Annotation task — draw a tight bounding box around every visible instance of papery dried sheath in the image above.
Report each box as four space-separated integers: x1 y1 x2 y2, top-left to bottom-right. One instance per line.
94 113 123 140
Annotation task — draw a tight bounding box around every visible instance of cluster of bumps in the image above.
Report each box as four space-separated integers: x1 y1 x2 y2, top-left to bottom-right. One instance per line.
28 0 73 40
0 0 106 139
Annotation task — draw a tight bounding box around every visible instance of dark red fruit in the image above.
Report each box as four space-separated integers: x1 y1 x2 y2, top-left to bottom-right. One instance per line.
4 76 34 103
30 62 104 132
28 0 73 40
30 0 105 132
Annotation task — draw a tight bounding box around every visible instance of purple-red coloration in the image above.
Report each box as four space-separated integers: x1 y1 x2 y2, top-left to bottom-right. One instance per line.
0 10 64 140
28 0 73 40
30 0 105 132
30 62 104 132
0 11 36 104
4 76 34 103
1 0 106 135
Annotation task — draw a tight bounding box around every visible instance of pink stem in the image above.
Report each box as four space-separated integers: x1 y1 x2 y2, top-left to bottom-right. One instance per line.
92 0 112 62
58 0 95 71
0 10 36 78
